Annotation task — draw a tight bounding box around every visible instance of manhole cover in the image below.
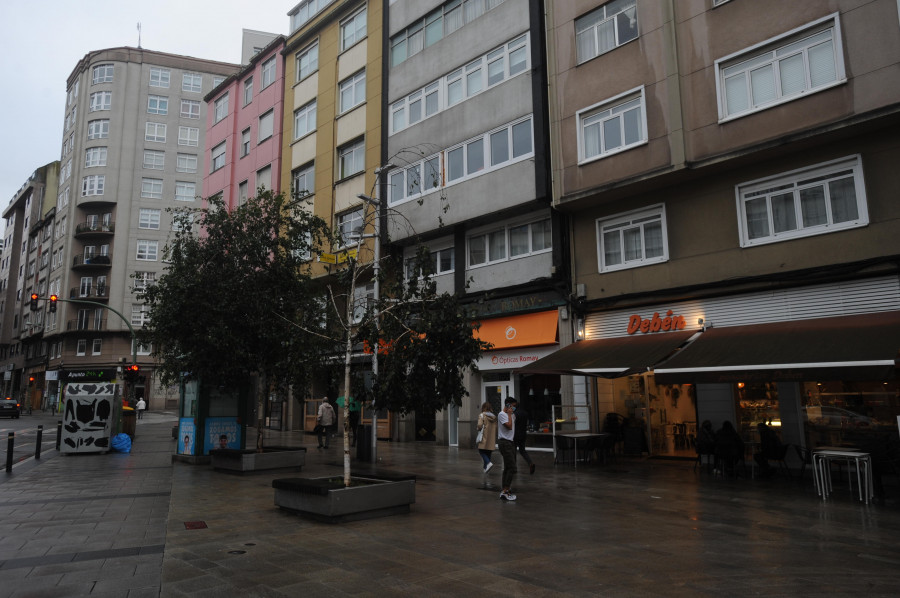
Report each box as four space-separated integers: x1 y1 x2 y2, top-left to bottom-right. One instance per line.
183 521 208 530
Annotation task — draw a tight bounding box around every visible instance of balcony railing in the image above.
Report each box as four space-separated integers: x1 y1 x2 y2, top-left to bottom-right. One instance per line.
75 221 115 235
69 286 109 301
66 318 107 332
72 253 112 267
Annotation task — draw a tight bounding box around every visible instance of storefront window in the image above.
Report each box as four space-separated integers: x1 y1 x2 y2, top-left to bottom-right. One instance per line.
736 382 780 439
801 380 899 450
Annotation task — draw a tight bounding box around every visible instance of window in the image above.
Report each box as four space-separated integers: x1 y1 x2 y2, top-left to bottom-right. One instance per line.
510 219 551 257
243 77 253 105
338 208 364 247
238 181 249 205
181 99 200 119
341 8 367 51
233 129 249 160
89 91 111 112
175 181 196 202
577 87 646 163
183 72 202 93
145 122 167 143
296 42 318 82
716 16 844 121
139 208 161 230
737 155 868 247
256 165 272 191
289 0 336 33
338 139 365 179
92 63 114 84
76 339 87 356
596 205 668 272
292 163 315 197
294 101 316 139
133 271 156 291
258 110 274 143
150 67 170 88
213 76 224 88
339 70 365 113
178 126 199 146
211 142 226 172
575 0 638 64
214 93 229 123
131 305 150 327
176 153 198 173
143 150 164 170
92 339 102 355
468 230 507 266
87 119 109 139
136 240 158 261
147 94 168 115
84 147 107 168
141 178 163 199
82 175 104 196
261 57 276 89
406 247 455 279
352 281 374 323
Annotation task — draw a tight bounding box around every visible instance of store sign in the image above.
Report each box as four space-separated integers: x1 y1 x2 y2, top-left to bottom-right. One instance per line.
478 346 557 371
627 310 686 335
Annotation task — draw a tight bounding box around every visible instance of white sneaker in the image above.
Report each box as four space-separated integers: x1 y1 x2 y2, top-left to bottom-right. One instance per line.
484 462 493 473
500 492 517 501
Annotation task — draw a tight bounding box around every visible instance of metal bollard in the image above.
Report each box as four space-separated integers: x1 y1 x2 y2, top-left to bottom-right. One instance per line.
35 425 43 460
5 432 13 473
56 420 62 450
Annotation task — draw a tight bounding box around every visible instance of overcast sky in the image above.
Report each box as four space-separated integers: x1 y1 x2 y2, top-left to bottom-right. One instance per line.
0 0 289 215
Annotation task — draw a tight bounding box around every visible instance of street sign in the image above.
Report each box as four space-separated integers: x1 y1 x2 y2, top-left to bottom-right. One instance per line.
318 253 336 264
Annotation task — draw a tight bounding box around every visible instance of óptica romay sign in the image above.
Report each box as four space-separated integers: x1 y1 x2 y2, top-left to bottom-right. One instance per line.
627 310 686 335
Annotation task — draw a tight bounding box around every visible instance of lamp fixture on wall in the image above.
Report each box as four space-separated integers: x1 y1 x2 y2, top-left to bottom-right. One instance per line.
576 317 585 340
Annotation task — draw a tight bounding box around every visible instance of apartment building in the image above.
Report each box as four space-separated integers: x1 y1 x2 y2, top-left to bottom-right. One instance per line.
532 0 900 458
386 0 566 446
41 47 239 411
0 162 59 408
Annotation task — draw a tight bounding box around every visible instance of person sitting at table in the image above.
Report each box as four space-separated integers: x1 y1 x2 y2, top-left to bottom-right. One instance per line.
754 422 784 478
695 420 716 470
715 420 744 477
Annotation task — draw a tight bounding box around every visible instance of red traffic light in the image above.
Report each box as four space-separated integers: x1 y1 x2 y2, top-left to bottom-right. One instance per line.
49 294 58 313
49 294 58 302
29 293 39 311
127 364 140 373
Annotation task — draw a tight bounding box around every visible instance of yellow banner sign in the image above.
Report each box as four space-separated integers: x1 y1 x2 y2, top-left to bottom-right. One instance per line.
318 253 336 264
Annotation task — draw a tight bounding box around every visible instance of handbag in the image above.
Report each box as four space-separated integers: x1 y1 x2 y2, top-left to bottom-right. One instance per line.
476 427 484 444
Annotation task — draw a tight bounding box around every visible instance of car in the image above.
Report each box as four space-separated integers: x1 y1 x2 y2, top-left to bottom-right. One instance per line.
0 397 20 418
803 405 876 428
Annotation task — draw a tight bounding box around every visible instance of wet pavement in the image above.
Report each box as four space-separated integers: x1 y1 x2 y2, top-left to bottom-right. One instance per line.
1 413 900 597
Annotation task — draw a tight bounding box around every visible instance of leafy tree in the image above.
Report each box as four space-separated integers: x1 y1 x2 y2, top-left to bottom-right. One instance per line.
138 189 331 450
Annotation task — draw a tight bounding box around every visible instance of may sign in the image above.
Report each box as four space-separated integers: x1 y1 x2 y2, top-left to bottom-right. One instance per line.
627 310 686 335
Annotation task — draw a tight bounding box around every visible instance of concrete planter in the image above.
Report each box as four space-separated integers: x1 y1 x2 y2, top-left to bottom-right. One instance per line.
209 446 306 473
272 473 416 523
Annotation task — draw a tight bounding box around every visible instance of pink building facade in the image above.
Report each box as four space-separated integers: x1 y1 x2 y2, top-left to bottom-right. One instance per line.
203 36 286 210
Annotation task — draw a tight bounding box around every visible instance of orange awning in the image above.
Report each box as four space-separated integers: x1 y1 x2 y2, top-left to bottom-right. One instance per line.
475 311 558 350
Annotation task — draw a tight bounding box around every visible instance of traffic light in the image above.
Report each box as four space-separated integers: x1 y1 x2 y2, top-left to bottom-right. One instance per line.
124 364 140 382
29 293 39 311
49 294 58 313
28 376 35 386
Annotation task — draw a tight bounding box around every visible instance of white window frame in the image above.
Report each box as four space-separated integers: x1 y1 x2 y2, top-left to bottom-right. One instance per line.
84 147 107 168
139 208 161 230
576 86 647 164
175 181 196 202
131 305 151 327
133 271 156 291
211 142 226 172
735 155 868 248
575 0 639 65
294 100 317 139
141 178 163 199
292 163 315 197
145 122 167 143
92 338 102 355
89 91 111 112
181 99 200 119
337 208 364 248
596 204 669 273
340 7 367 52
143 150 165 170
352 281 374 324
92 63 114 85
214 93 229 123
715 14 846 122
87 119 109 140
183 72 202 93
238 180 249 205
76 339 87 356
338 139 365 179
256 165 272 191
82 175 105 197
136 240 159 261
240 128 251 157
338 70 366 114
261 57 276 89
178 126 199 146
147 94 168 115
150 67 170 88
296 42 319 82
290 0 337 33
406 246 455 280
243 77 253 106
176 153 198 173
258 110 274 142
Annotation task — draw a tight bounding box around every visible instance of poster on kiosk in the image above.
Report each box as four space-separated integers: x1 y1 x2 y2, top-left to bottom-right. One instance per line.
60 383 116 454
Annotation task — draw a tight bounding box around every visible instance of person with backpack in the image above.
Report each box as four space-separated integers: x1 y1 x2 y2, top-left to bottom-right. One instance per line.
316 398 336 449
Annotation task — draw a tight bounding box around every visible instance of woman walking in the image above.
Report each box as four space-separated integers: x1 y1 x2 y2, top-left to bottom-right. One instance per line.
476 402 498 473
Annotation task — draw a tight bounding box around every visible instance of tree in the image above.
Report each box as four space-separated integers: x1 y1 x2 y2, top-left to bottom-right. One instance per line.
138 189 331 450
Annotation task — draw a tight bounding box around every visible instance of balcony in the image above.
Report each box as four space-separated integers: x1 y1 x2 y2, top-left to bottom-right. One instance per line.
72 253 112 269
74 221 115 238
66 318 107 332
69 286 109 302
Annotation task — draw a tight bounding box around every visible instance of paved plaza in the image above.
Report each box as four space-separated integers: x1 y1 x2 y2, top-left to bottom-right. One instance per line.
1 414 900 597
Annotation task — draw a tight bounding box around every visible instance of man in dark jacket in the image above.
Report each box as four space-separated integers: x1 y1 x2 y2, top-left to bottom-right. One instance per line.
514 406 535 475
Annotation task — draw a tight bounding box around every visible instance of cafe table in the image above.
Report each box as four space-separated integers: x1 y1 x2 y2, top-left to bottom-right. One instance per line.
812 447 873 504
554 432 608 468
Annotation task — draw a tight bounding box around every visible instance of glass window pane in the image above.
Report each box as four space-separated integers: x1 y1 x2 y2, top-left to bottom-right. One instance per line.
603 116 622 152
469 235 486 265
531 220 551 251
490 129 509 165
623 107 642 145
771 192 797 233
389 171 404 203
438 249 453 272
425 85 439 115
725 73 749 115
777 55 805 98
623 227 642 261
584 122 600 159
407 164 421 196
424 156 441 189
597 18 616 54
799 185 827 227
488 58 504 86
603 230 622 266
466 66 483 96
751 64 777 105
808 39 837 87
828 177 858 223
392 106 405 131
512 120 532 157
576 29 595 63
448 78 462 105
448 147 464 181
424 14 443 47
616 7 638 45
644 222 663 258
488 230 506 261
745 197 770 239
509 46 527 75
467 138 484 174
509 225 529 257
409 98 422 123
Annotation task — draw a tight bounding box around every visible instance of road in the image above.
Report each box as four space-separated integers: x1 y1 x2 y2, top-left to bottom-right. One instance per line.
0 409 62 469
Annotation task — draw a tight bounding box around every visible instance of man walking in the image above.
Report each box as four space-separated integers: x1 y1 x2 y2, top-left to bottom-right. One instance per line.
513 404 535 475
135 397 146 420
316 398 336 449
498 397 518 501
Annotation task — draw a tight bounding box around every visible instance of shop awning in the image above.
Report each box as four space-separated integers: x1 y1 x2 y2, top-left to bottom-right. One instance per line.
654 310 900 383
475 311 558 350
516 329 697 377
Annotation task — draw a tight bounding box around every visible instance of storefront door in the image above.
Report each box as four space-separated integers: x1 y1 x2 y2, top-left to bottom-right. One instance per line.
483 381 512 414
